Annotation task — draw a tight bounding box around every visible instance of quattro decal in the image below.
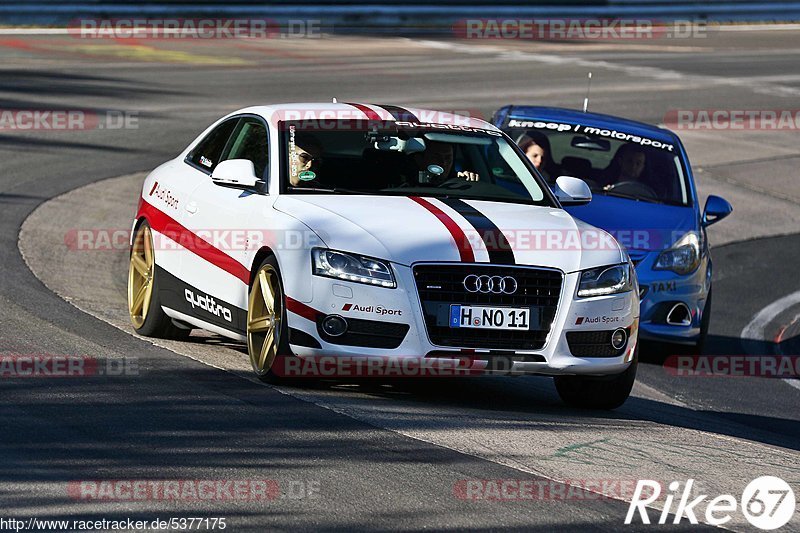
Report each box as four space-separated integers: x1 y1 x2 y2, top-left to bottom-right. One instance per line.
185 288 233 323
156 265 246 333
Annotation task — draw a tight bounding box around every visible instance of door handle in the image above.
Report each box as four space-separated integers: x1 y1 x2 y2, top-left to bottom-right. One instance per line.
185 202 198 215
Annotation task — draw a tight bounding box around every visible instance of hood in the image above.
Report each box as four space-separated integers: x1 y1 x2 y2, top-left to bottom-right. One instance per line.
565 194 697 252
274 195 624 273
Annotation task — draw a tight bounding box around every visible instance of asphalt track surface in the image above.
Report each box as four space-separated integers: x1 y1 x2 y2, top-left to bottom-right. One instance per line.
2 29 799 531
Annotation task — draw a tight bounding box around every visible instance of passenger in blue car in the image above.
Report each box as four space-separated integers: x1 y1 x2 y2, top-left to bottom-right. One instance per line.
518 133 554 184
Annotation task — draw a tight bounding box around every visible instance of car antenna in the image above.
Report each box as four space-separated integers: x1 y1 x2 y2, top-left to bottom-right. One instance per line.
582 72 592 113
332 97 338 103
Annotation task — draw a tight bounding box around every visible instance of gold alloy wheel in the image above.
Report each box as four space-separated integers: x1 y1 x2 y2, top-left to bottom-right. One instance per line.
247 264 283 375
128 224 155 329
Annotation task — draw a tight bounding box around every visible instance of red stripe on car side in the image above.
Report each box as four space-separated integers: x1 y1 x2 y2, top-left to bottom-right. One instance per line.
286 296 322 322
408 196 475 262
346 102 383 121
137 198 250 284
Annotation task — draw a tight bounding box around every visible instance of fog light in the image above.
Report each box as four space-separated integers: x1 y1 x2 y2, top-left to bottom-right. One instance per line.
611 328 627 350
322 315 348 337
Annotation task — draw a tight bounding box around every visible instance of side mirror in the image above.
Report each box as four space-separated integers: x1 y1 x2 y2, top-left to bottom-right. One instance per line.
702 195 732 226
554 175 592 206
211 159 259 188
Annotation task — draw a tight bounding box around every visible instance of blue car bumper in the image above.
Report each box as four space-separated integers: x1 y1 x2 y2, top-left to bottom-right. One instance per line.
633 251 711 345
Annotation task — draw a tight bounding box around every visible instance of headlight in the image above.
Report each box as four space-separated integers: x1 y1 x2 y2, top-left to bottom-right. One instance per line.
312 248 396 288
654 232 701 275
577 263 633 298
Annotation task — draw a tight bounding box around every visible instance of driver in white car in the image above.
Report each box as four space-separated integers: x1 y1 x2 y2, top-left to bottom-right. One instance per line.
289 135 323 187
411 141 481 184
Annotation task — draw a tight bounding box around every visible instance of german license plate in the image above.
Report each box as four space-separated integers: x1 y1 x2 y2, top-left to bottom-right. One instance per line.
449 304 531 330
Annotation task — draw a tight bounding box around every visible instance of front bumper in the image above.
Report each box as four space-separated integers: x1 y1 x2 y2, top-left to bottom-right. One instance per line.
285 263 639 376
635 251 710 344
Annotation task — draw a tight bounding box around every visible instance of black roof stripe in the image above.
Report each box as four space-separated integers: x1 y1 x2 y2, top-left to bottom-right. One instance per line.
376 104 420 123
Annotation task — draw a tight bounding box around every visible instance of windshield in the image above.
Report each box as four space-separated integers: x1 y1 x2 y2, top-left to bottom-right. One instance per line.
280 120 551 206
505 119 691 206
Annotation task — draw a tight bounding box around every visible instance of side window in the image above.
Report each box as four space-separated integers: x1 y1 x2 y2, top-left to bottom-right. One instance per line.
221 118 269 178
187 119 238 172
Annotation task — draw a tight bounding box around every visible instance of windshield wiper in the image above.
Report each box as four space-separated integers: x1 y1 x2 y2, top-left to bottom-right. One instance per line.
288 187 366 194
597 190 665 204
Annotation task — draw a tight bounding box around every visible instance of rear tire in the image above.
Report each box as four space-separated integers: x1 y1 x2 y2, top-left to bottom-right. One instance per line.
128 221 190 340
554 349 638 410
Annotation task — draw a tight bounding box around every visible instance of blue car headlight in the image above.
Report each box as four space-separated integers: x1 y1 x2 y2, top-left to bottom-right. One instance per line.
654 232 701 275
577 263 633 298
312 248 396 288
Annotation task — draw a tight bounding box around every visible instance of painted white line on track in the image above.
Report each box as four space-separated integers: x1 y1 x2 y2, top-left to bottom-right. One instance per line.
0 28 69 35
741 290 800 391
717 23 800 31
413 39 800 98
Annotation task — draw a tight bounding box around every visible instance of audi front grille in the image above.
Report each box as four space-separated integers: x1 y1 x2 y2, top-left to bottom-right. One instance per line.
413 264 563 350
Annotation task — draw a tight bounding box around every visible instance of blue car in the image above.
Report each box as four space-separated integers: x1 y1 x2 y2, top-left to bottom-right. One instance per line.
492 106 732 349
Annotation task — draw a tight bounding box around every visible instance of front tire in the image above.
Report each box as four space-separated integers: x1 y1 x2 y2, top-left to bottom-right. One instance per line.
127 221 189 339
247 256 290 382
553 350 638 410
696 289 712 353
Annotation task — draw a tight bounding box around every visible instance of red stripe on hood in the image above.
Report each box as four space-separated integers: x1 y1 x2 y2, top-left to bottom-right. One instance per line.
408 196 475 262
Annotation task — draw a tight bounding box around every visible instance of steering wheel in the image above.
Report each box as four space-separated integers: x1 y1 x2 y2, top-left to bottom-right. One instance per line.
606 181 659 200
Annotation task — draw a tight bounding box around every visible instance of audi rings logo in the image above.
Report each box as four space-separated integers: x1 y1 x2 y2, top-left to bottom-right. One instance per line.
463 275 518 294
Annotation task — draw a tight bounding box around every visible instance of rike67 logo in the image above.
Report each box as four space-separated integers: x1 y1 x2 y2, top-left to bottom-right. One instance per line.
626 477 796 530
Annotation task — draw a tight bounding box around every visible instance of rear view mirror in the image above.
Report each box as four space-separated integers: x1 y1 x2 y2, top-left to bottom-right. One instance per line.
571 136 610 151
373 136 426 154
702 195 732 226
211 159 259 188
555 175 592 206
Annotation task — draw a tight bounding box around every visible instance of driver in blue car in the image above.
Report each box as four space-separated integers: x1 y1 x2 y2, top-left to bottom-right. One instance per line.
604 144 646 187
